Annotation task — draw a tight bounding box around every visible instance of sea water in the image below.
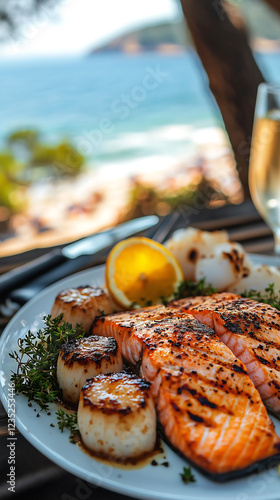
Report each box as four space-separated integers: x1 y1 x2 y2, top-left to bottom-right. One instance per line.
0 51 279 172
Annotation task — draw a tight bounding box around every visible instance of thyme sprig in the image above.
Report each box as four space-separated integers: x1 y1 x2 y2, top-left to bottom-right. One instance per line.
9 314 85 411
174 278 217 300
56 409 79 443
241 283 280 310
129 279 280 310
175 280 280 311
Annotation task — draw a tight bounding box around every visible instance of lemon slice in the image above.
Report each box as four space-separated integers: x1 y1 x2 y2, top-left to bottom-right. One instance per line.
105 237 184 309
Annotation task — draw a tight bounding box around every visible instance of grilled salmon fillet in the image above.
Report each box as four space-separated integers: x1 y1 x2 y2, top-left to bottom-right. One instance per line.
171 293 280 417
92 306 280 478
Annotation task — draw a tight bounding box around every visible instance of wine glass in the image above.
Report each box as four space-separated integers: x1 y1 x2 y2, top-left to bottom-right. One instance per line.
249 83 280 253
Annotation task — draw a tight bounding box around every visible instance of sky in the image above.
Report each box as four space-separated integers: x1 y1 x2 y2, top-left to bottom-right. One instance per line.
0 0 182 58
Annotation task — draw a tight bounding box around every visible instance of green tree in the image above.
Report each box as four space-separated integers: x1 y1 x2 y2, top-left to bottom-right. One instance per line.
0 129 86 213
7 129 39 149
31 141 85 176
6 128 85 177
0 152 26 210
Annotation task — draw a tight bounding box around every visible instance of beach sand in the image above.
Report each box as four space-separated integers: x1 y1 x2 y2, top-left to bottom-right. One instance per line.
0 126 242 257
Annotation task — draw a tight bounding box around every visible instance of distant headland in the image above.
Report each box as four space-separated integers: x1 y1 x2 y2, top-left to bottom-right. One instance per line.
89 21 189 55
89 9 280 56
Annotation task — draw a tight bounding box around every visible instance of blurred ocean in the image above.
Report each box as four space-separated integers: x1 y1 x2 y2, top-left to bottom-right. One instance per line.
0 50 279 172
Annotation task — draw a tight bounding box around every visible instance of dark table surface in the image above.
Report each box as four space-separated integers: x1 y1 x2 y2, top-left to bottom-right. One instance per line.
0 200 276 500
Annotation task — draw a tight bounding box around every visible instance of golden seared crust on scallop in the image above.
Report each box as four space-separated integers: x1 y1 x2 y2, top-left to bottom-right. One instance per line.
81 372 151 413
51 286 113 332
78 372 157 461
57 335 123 405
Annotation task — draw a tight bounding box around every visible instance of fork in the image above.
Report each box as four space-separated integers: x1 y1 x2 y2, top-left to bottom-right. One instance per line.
0 211 182 324
145 210 181 244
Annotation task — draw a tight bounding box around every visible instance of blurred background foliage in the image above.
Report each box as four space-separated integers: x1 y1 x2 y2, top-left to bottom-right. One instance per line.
0 129 85 212
126 177 229 221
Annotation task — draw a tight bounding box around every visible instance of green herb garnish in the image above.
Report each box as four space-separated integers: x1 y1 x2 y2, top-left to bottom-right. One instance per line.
175 280 280 310
241 283 280 310
9 314 85 411
174 278 217 300
129 279 217 309
56 409 78 443
130 301 139 309
180 466 196 484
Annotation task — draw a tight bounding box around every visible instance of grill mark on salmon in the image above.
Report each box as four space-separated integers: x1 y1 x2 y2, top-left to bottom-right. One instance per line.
92 306 280 478
172 293 280 417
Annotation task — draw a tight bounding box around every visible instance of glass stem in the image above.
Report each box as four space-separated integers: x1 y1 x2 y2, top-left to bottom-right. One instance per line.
274 232 280 255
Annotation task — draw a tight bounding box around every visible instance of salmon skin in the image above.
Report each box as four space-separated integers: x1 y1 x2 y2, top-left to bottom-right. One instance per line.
172 293 280 418
92 305 280 479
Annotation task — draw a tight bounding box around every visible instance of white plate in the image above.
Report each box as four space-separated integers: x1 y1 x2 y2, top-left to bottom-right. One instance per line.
1 263 280 500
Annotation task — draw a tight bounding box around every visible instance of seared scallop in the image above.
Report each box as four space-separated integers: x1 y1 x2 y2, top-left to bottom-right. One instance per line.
165 227 229 280
228 262 280 294
78 372 157 461
195 242 248 291
57 336 123 405
51 286 113 332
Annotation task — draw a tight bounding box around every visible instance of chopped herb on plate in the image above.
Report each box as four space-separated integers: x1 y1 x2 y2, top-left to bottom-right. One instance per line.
180 466 196 484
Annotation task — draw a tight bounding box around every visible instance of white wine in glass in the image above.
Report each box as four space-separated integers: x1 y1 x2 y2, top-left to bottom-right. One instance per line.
249 83 280 253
